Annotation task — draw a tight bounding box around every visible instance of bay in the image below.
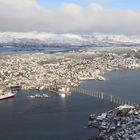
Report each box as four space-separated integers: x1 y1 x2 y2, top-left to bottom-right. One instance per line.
0 69 139 140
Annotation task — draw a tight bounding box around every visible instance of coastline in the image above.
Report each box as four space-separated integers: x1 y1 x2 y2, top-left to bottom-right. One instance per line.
0 47 140 92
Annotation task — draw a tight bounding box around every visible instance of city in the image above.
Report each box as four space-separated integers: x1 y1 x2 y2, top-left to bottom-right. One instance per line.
0 0 140 140
0 47 140 92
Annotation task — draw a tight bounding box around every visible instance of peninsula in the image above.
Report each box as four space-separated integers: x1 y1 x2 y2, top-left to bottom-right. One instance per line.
0 47 140 92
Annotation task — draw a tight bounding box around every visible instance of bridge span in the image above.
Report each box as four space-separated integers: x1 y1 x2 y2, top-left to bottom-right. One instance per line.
70 87 139 107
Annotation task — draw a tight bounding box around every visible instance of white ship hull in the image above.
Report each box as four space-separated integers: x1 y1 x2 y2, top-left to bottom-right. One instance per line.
0 92 16 100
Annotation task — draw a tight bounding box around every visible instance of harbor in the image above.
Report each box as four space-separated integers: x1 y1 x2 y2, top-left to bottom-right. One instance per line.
0 48 140 139
1 0 140 139
0 67 140 140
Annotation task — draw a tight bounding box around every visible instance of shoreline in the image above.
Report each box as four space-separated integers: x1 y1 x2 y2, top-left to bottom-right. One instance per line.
88 105 140 140
0 47 140 92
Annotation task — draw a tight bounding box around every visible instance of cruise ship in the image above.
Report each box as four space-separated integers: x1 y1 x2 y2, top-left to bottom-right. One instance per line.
0 90 16 100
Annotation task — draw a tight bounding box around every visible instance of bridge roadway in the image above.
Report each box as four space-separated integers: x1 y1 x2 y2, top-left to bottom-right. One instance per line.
70 87 139 107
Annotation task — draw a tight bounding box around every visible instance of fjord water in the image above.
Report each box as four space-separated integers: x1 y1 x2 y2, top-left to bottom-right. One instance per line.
0 46 78 53
80 69 140 104
0 69 140 140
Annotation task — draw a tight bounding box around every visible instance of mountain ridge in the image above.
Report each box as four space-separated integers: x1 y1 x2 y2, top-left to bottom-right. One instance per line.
0 32 140 48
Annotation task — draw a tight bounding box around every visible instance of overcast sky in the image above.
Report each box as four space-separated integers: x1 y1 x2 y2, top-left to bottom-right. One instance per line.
0 0 140 35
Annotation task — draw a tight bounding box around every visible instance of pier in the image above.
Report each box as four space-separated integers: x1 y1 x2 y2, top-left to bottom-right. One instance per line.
70 87 139 107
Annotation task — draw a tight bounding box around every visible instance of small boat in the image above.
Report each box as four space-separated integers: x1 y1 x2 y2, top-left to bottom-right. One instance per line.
0 89 16 100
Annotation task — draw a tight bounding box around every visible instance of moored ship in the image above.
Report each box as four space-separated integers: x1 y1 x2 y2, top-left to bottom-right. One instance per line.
0 89 16 100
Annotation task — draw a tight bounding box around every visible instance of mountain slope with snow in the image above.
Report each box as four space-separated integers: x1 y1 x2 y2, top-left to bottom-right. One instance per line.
0 32 140 48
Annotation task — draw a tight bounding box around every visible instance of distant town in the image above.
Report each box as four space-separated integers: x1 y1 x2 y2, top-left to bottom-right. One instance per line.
0 47 140 93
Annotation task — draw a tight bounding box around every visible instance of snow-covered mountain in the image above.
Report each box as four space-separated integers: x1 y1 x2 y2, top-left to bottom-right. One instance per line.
0 32 88 48
0 32 140 48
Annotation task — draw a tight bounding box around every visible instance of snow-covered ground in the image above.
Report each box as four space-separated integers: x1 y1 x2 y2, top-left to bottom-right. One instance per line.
0 32 140 48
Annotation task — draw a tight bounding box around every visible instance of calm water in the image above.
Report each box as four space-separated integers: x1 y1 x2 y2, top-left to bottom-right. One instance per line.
80 69 140 104
0 69 140 140
0 47 78 53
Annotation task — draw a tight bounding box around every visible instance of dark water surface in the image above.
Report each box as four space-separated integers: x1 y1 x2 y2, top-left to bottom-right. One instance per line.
0 47 77 53
0 69 140 140
80 69 140 104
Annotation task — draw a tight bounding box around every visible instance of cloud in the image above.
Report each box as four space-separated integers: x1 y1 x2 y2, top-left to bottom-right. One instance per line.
0 0 140 35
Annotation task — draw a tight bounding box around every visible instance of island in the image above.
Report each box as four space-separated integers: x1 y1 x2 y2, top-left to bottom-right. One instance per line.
0 47 140 94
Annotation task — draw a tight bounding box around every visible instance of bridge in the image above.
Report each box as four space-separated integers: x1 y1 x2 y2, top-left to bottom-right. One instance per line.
70 87 140 107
